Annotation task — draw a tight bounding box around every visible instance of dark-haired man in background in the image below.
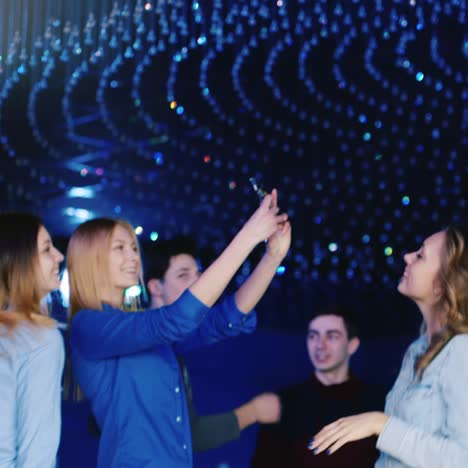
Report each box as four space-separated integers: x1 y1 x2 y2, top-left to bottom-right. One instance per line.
251 307 385 467
144 232 289 452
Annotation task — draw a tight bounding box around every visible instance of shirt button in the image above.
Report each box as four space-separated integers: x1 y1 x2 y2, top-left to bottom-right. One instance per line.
176 416 182 423
175 387 180 393
183 444 187 450
228 323 233 328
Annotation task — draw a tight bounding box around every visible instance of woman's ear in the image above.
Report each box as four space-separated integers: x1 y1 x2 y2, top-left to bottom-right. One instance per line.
432 276 443 298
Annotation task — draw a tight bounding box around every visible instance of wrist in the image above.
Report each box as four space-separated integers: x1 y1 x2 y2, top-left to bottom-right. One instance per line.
374 412 389 436
234 401 257 430
236 225 261 252
264 249 285 265
263 247 285 267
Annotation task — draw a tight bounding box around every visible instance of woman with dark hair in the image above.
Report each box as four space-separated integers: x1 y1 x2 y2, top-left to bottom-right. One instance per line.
0 212 65 467
67 192 288 467
309 225 468 468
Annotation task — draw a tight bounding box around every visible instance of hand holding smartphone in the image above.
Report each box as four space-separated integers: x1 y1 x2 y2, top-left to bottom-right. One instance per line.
249 177 268 200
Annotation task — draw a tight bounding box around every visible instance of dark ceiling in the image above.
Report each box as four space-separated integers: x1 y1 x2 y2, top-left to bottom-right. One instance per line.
0 0 466 289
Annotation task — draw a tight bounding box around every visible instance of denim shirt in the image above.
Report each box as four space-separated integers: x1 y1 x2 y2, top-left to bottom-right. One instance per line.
376 334 468 468
0 322 64 468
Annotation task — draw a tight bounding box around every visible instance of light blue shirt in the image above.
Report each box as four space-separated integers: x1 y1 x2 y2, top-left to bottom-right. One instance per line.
0 321 64 468
376 334 468 468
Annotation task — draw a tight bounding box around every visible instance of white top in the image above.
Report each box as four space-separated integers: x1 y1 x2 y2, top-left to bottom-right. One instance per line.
0 321 64 468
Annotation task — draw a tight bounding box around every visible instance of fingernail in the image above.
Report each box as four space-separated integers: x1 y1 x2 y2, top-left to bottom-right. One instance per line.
326 449 331 456
313 448 318 455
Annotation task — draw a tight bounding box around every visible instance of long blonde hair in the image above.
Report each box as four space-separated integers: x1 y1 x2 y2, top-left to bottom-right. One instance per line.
416 225 468 376
0 212 55 329
65 217 143 401
67 217 143 319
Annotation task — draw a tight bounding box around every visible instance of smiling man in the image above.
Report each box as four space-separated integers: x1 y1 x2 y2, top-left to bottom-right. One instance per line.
251 306 385 468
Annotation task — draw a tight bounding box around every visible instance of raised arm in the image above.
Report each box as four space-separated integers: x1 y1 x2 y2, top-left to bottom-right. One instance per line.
189 192 287 307
234 190 291 313
175 192 290 351
72 195 287 359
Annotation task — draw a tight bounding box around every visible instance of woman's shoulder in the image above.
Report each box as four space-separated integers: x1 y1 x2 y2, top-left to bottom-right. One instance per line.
445 334 468 354
0 321 62 359
434 334 468 374
71 305 122 328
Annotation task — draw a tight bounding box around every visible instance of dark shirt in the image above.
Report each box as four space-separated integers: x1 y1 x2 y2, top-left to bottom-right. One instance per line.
251 373 385 468
178 356 240 451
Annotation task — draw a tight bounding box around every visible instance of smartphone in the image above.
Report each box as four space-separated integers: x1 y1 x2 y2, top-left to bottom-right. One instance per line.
249 177 268 200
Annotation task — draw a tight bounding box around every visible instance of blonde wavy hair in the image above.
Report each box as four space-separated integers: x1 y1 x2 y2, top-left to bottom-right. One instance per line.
416 225 468 376
0 212 55 329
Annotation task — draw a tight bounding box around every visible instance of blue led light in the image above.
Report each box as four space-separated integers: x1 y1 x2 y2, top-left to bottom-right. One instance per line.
276 265 286 275
0 0 463 289
328 243 338 252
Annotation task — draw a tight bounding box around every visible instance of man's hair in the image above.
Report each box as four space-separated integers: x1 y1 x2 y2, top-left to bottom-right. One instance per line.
307 305 359 339
143 235 198 281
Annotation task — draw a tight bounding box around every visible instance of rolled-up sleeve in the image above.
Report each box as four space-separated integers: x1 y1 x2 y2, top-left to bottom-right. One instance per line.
175 295 257 353
377 336 468 468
